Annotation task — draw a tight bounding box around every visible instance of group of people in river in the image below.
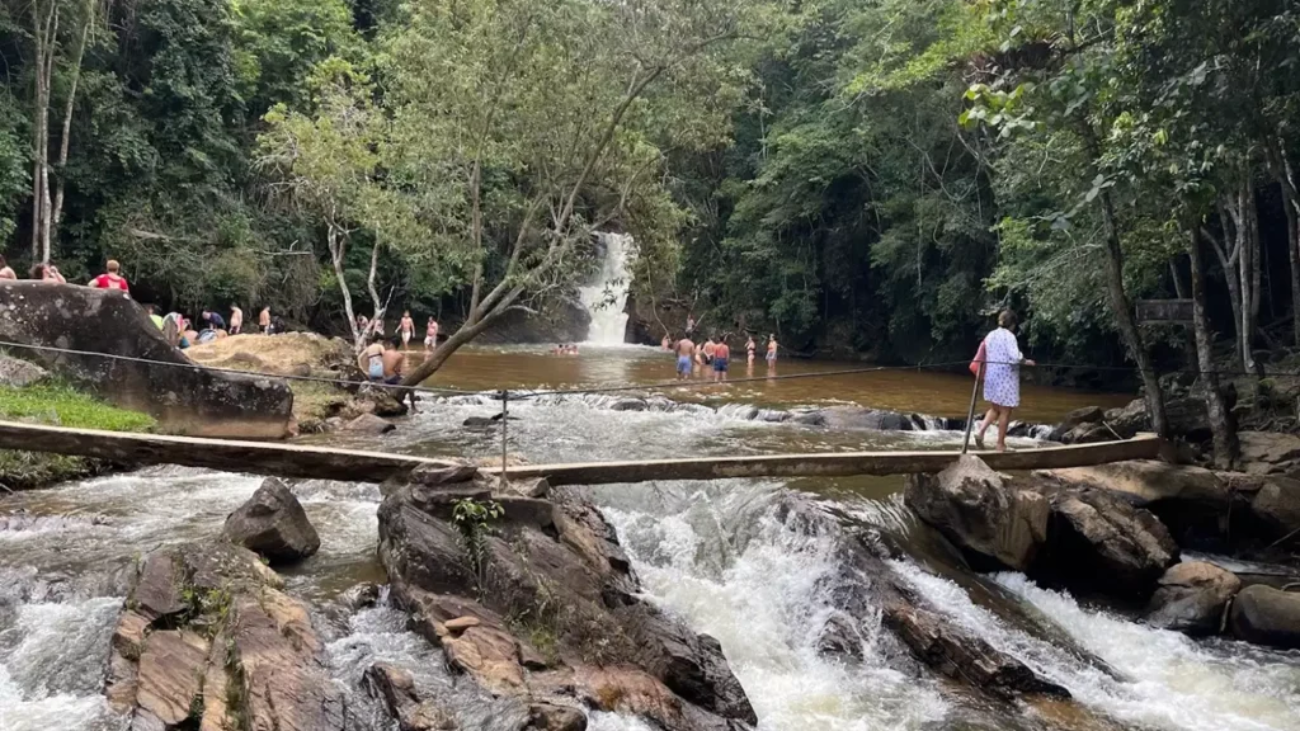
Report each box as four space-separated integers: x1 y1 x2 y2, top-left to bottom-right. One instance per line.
356 310 439 351
662 327 779 383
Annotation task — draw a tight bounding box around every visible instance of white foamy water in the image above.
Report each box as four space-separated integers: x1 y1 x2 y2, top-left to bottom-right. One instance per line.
579 232 635 345
892 561 1300 731
600 490 948 731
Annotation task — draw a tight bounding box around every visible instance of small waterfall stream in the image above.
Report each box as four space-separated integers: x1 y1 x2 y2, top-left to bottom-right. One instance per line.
578 232 635 345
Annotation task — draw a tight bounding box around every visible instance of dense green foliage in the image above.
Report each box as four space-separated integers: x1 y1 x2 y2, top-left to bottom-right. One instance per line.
2 0 1300 379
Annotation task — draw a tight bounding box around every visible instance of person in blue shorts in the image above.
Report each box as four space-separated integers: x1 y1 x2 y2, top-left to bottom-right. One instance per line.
675 336 696 380
712 336 731 382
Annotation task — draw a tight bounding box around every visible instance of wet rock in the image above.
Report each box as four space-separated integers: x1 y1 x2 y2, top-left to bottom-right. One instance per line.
528 703 586 731
1060 422 1112 445
1060 406 1104 429
1105 393 1211 439
0 354 47 388
130 553 186 622
1238 432 1300 476
344 413 397 434
1249 476 1300 538
347 383 409 418
222 477 321 564
377 477 757 731
0 282 293 438
106 541 357 731
905 455 1049 572
1228 585 1300 650
1147 562 1241 635
815 615 863 661
1104 399 1148 439
364 662 456 731
1039 486 1179 598
816 406 920 431
779 498 1071 703
464 414 509 428
339 582 382 612
790 410 826 426
610 397 648 411
410 463 480 487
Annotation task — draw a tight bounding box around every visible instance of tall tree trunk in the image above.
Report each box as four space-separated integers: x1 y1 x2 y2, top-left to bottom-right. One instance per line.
1226 176 1260 373
29 1 57 262
1270 141 1300 346
327 222 360 348
50 0 93 245
1187 222 1238 469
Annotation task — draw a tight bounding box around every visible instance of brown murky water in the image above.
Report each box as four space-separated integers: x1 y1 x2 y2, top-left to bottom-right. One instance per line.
412 345 1132 423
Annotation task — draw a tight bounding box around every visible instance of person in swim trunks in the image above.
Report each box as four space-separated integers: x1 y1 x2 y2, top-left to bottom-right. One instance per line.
675 336 695 380
713 337 731 382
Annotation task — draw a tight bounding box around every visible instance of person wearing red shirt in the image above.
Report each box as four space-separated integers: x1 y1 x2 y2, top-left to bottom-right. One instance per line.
91 260 130 293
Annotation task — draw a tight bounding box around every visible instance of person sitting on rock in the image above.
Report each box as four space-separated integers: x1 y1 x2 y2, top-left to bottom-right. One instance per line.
144 304 165 330
90 260 130 293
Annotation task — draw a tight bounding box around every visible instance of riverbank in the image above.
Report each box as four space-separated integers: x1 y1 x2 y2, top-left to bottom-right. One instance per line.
0 382 154 490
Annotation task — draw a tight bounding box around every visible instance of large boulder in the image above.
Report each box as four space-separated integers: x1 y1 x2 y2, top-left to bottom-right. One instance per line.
222 477 321 564
1037 486 1179 598
0 281 292 438
363 663 456 731
0 354 48 388
106 542 357 731
1249 475 1300 538
1104 396 1209 440
905 456 1049 572
1228 585 1300 650
343 413 397 434
1238 432 1300 476
377 477 756 731
1037 461 1244 548
1146 562 1241 636
343 383 408 419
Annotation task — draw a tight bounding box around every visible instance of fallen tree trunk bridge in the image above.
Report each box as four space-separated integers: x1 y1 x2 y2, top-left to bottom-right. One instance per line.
0 420 1165 485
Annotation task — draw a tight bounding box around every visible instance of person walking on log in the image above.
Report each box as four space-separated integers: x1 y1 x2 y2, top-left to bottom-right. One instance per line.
975 310 1035 452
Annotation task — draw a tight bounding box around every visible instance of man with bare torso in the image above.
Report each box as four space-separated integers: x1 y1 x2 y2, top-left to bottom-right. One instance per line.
712 337 731 382
675 336 695 380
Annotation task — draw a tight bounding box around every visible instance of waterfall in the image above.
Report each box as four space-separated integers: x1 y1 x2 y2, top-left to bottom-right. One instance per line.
578 233 635 345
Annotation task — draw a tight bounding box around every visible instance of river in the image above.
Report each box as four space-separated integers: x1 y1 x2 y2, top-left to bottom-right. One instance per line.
0 345 1297 731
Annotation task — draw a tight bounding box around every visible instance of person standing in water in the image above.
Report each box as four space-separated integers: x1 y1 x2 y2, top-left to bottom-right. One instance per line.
425 317 439 350
702 336 717 366
713 336 731 382
399 311 415 349
229 305 243 335
766 334 778 366
358 333 385 381
259 306 272 334
675 336 695 380
746 336 756 366
974 310 1035 453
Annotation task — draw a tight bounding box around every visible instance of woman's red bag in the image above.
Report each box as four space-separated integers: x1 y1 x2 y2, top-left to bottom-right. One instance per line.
969 340 987 378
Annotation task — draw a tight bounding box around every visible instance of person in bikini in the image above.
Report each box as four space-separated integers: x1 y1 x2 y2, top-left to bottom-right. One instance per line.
359 334 385 381
675 336 695 380
713 336 731 382
399 311 415 349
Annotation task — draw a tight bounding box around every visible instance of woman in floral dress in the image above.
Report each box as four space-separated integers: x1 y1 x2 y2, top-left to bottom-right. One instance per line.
975 310 1035 452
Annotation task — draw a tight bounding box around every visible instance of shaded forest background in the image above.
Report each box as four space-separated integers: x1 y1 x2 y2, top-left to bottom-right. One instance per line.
2 0 1299 386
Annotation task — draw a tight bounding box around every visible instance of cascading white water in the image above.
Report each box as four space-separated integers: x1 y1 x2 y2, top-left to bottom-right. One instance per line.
578 232 635 345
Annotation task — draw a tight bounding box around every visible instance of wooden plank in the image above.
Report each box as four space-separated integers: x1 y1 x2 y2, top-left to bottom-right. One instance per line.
0 420 458 483
486 434 1165 486
0 419 1163 486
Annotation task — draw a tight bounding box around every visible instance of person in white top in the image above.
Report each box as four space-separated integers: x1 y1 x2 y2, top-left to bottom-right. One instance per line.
974 310 1036 452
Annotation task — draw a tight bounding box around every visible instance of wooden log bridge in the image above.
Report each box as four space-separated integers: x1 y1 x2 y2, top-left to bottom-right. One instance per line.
0 420 1165 485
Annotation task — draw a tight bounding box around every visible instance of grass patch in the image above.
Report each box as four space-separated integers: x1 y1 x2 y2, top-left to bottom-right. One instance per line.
0 384 156 431
287 380 348 424
0 383 155 490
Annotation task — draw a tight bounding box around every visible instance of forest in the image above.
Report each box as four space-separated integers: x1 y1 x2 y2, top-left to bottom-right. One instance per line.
1 1 1298 425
